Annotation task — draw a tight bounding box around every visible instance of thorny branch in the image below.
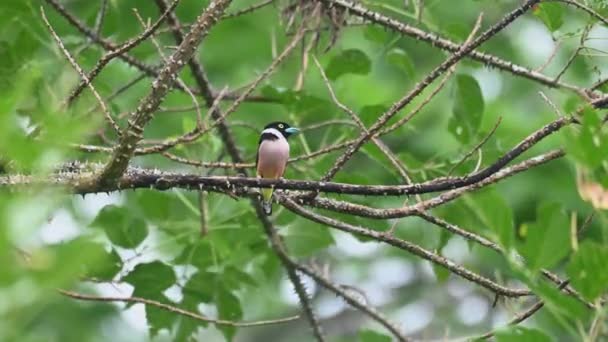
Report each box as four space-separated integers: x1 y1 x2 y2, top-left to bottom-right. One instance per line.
152 0 326 338
320 0 596 99
41 8 119 135
96 0 233 186
66 0 180 105
281 197 532 297
319 0 541 182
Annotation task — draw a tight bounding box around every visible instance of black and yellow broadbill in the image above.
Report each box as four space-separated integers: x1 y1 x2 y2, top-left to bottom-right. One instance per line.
255 122 300 215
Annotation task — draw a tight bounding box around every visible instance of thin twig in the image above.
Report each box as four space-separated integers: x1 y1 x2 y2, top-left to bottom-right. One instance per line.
549 0 608 26
66 0 179 105
419 213 593 308
535 40 562 73
553 25 591 83
281 197 531 298
96 0 233 187
93 0 109 35
303 149 565 218
253 202 327 342
59 289 299 327
293 262 411 341
41 7 120 135
448 117 502 175
320 0 587 96
133 18 307 157
45 0 196 95
476 280 570 339
312 56 415 185
539 91 564 118
85 74 147 117
222 0 275 19
321 2 532 181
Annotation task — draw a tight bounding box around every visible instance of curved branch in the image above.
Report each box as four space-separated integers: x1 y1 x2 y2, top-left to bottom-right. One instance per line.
293 262 411 341
96 0 233 186
44 0 172 90
320 0 542 181
0 148 564 198
305 149 565 219
66 0 179 104
550 0 608 26
253 201 327 342
475 280 570 339
59 289 300 327
280 197 531 297
320 0 588 96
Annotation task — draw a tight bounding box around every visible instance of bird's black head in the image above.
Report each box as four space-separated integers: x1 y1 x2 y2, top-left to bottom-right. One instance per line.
263 121 300 139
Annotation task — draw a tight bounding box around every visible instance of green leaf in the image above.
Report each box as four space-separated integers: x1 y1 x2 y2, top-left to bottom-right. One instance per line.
566 241 608 301
90 205 148 249
517 203 570 272
284 220 335 257
432 260 451 283
259 86 333 119
216 288 243 341
523 275 588 325
386 48 415 78
182 270 216 304
180 268 252 341
84 247 122 281
360 104 388 127
564 108 608 168
325 49 372 80
448 74 484 144
145 284 203 339
223 266 258 290
589 1 608 16
359 329 392 342
132 190 173 222
444 22 472 41
363 25 389 44
182 116 196 133
534 3 564 32
174 294 202 341
146 293 175 337
433 232 452 283
174 240 215 270
260 251 281 279
495 327 552 342
32 238 110 288
123 261 176 299
468 189 514 249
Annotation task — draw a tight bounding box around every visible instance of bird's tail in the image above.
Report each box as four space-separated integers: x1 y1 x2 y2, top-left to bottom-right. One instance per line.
261 187 273 215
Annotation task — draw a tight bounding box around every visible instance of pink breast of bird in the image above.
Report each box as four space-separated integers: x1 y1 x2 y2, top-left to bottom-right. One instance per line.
257 139 290 179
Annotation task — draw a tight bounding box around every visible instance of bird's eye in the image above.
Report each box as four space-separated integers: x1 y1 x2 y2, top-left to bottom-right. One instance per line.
278 124 284 128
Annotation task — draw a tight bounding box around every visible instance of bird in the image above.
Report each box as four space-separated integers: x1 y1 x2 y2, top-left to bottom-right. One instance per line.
256 121 300 215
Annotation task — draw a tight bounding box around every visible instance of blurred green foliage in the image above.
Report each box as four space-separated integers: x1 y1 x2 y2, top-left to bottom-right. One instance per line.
0 0 608 341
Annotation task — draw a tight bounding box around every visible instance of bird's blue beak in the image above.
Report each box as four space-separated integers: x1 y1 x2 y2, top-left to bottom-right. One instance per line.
285 127 300 134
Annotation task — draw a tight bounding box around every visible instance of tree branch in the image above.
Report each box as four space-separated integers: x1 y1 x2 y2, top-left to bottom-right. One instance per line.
253 201 327 341
0 144 564 199
292 262 411 341
320 0 589 96
66 0 179 105
96 0 233 187
320 0 540 182
41 7 119 135
280 197 531 297
304 149 564 219
59 289 300 327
